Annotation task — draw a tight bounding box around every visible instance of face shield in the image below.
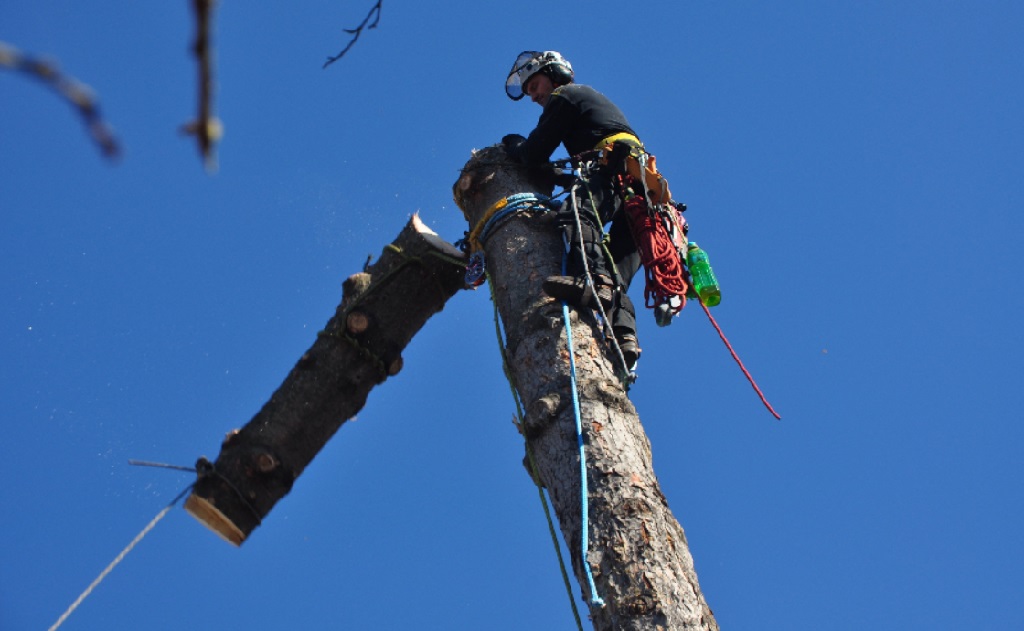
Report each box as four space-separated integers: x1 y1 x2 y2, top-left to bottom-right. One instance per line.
505 50 542 101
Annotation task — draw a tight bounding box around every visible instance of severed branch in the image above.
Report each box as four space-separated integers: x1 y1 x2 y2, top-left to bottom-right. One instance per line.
323 0 383 69
181 0 221 173
0 40 120 160
186 214 466 545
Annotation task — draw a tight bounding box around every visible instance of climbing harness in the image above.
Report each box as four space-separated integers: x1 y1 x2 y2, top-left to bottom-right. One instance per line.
594 132 672 205
562 139 691 330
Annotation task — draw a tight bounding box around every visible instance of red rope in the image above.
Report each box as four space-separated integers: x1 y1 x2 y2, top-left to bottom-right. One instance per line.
699 300 781 420
618 173 779 419
623 193 689 309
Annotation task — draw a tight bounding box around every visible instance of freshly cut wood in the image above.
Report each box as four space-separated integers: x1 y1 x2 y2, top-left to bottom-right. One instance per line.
185 214 466 544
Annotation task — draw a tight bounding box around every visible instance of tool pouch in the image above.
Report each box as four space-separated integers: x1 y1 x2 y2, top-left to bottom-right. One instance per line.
600 141 672 205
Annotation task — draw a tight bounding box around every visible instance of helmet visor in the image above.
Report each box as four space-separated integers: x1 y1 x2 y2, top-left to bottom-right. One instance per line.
505 50 541 100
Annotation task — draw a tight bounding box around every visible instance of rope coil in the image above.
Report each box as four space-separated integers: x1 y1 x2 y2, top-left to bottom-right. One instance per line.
623 192 689 310
461 193 556 254
456 192 558 288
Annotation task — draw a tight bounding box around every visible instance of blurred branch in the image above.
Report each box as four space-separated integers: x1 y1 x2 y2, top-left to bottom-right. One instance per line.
323 0 382 69
181 0 221 173
0 40 121 160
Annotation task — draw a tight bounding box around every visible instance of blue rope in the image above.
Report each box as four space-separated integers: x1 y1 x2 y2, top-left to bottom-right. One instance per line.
474 190 606 609
560 256 606 608
476 193 554 246
487 278 585 630
459 193 557 286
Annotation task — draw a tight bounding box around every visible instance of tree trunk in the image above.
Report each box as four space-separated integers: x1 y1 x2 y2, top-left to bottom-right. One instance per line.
454 147 718 631
184 214 466 544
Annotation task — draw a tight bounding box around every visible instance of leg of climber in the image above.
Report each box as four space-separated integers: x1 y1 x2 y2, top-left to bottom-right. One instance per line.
543 220 615 308
605 207 643 367
543 170 642 369
542 185 615 310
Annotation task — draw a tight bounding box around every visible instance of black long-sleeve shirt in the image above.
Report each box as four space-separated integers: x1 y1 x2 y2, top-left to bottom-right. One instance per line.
510 84 638 164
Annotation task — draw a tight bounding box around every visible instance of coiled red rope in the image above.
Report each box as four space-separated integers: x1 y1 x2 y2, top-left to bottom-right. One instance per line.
623 193 689 309
620 178 781 420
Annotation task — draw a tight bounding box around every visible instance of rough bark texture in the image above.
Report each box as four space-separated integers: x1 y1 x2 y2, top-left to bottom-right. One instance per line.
185 214 465 544
454 146 718 631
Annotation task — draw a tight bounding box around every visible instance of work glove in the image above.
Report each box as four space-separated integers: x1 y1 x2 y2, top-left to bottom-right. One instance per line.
501 133 526 151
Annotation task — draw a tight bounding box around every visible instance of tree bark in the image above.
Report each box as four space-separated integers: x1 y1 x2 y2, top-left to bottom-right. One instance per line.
184 214 465 544
454 146 718 631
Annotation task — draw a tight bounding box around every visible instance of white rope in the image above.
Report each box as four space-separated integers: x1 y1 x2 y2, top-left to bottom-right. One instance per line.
48 486 190 631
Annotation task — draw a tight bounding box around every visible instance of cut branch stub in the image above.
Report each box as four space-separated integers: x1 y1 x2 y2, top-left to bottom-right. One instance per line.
346 310 371 335
185 214 466 545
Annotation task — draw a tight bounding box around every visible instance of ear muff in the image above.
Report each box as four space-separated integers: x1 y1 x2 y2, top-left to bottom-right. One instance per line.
544 62 574 86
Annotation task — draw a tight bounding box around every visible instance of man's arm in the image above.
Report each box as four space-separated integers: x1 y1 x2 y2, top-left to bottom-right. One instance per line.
508 92 577 164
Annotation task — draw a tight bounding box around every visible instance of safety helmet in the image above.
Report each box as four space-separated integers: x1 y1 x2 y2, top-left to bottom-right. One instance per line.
505 50 574 100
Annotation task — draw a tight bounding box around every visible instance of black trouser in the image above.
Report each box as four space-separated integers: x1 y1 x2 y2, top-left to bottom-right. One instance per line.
557 167 641 341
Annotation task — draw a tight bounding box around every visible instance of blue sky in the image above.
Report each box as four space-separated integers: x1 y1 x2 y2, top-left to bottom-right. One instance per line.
3 2 1022 629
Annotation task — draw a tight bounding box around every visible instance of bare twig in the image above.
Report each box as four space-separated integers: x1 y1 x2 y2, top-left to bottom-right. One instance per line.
0 40 121 160
181 0 221 173
323 0 383 69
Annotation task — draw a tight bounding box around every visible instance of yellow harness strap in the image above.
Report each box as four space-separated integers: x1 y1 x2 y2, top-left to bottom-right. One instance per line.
594 132 643 151
594 133 671 204
466 196 510 252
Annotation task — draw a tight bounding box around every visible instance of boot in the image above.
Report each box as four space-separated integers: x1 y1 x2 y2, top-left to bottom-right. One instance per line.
617 333 641 369
542 275 614 310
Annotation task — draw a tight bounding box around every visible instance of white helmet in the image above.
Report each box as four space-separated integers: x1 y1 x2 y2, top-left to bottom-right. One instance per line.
505 50 574 100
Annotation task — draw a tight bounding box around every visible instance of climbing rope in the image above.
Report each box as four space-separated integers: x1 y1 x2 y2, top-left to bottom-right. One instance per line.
457 193 557 287
467 190 608 609
462 192 555 254
560 297 606 608
487 277 585 630
698 300 782 420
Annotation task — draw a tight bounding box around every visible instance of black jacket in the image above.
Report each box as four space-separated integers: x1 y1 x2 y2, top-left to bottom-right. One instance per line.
510 84 638 164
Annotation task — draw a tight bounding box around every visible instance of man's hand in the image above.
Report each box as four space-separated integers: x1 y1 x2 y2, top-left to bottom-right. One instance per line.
502 133 526 151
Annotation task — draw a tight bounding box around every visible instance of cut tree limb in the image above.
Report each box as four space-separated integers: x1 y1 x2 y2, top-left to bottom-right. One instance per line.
185 214 465 544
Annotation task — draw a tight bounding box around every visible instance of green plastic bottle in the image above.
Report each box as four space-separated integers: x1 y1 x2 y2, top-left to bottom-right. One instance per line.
686 242 721 307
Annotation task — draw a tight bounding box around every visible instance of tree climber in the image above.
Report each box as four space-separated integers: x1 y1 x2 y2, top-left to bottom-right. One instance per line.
502 50 646 368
